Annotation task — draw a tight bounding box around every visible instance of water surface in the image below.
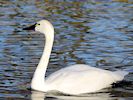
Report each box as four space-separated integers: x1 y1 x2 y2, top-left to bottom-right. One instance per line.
0 0 133 99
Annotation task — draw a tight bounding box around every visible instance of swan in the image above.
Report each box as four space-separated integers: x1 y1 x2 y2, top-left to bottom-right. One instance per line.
23 20 128 95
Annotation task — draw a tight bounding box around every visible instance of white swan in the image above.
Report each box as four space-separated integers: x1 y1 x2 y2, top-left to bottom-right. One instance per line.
23 20 128 95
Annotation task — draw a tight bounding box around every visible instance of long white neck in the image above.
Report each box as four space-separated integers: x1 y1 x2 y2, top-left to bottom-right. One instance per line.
31 23 54 91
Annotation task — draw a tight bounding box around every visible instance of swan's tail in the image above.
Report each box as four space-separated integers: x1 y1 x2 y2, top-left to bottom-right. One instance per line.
114 70 129 76
113 70 129 81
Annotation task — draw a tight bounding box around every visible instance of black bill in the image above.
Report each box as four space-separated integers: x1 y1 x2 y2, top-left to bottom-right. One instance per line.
23 23 36 30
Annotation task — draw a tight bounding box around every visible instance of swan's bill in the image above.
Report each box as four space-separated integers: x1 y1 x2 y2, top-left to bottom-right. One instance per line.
23 23 36 30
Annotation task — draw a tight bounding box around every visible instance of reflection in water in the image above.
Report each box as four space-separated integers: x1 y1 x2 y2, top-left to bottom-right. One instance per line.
31 91 45 100
31 91 113 100
0 0 133 99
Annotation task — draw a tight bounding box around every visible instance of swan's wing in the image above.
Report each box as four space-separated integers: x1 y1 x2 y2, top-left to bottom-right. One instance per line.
46 64 97 83
46 64 127 94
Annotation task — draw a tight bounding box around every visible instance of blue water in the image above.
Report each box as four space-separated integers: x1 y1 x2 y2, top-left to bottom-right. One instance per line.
0 0 133 99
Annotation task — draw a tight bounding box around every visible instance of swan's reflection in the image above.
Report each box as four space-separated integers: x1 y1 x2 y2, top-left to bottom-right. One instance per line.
31 90 114 100
31 91 46 100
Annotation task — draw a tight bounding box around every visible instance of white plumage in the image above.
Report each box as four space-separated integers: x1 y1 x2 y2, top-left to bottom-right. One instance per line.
46 64 128 94
24 20 128 95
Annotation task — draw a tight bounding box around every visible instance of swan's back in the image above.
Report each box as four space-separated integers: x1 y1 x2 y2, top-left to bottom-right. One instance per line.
46 64 128 95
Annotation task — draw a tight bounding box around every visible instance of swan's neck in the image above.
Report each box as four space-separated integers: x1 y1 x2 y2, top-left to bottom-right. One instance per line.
31 29 54 91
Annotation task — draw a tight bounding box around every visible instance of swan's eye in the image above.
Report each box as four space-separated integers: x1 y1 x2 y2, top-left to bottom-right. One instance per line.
36 23 40 26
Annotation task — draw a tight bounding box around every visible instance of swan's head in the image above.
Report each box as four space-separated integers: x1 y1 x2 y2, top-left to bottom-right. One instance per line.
23 20 54 35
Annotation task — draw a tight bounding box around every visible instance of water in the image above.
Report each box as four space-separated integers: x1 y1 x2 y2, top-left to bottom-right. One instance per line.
0 0 133 99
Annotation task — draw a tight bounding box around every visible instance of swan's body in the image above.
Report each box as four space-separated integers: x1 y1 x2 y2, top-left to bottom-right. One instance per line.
24 20 128 95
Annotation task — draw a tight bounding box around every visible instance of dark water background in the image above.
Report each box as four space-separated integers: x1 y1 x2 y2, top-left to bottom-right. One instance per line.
0 0 133 99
